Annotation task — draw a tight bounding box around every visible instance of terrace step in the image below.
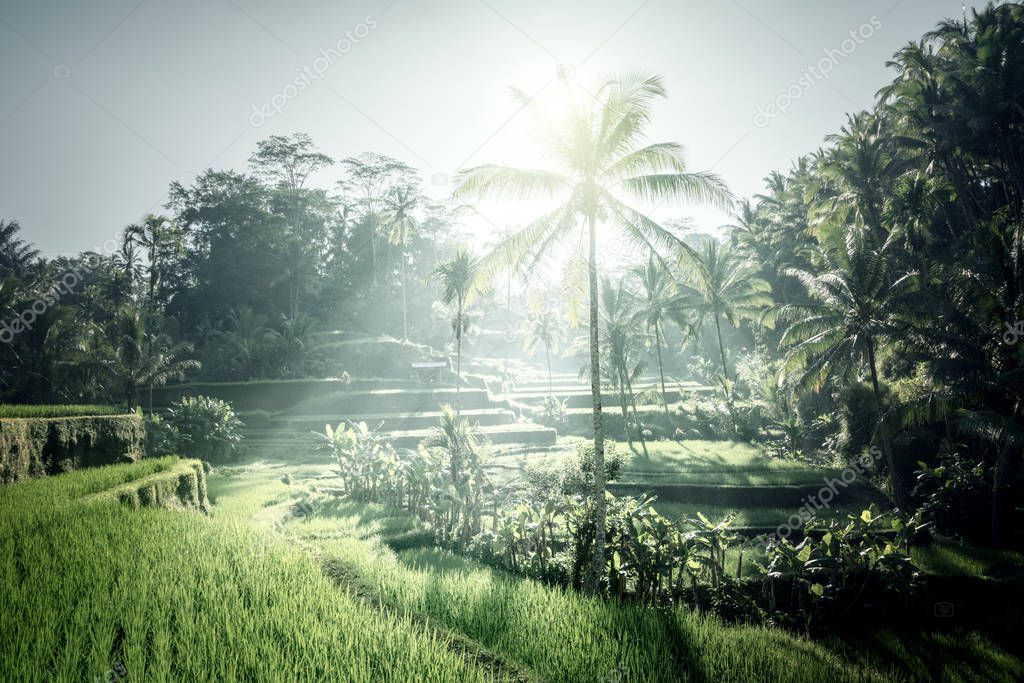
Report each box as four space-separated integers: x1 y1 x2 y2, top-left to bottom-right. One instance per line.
272 408 516 432
608 481 884 507
387 423 557 449
509 389 683 408
285 388 493 414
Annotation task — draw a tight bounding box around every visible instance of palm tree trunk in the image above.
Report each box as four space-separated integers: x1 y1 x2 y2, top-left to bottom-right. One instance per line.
618 378 633 448
992 433 1013 546
655 321 669 416
713 313 729 382
545 343 552 395
866 336 901 500
401 253 409 340
586 209 606 596
455 308 463 416
624 368 648 458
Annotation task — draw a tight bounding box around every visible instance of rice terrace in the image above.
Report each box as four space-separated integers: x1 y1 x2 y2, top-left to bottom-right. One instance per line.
3 1 1024 681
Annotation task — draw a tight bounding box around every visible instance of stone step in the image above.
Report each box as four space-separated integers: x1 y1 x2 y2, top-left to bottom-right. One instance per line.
510 389 684 408
272 408 516 432
286 388 493 414
387 423 557 449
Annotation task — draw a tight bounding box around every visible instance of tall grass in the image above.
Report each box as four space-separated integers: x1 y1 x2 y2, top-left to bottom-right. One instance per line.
0 462 513 682
0 404 129 418
286 499 883 683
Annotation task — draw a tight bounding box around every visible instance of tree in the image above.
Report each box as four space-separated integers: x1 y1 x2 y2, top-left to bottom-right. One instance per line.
772 232 917 499
0 219 38 277
431 248 481 410
338 152 417 284
112 310 199 411
381 183 423 339
597 276 648 458
454 72 732 592
631 255 683 414
124 215 183 317
686 239 771 385
523 302 563 395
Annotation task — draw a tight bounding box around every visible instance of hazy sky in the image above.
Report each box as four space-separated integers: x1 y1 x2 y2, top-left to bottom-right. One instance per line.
0 0 993 256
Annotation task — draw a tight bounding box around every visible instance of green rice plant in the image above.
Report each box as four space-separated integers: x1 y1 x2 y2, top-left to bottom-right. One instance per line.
0 404 129 418
0 462 517 683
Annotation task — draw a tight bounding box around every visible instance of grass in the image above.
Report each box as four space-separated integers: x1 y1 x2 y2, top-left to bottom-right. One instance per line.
0 404 130 418
0 460 519 682
281 498 883 683
912 538 1024 578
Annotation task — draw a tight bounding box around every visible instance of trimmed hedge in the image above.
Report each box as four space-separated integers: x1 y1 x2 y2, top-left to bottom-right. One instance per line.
101 458 210 512
0 414 144 483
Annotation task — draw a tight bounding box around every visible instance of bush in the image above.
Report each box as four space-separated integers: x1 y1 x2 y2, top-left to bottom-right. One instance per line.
164 396 244 463
913 446 991 543
143 414 180 458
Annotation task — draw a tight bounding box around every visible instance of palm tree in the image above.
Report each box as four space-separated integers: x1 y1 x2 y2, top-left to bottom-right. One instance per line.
631 255 683 414
771 232 918 499
431 248 481 410
687 239 772 385
0 219 38 277
112 310 199 411
124 215 181 316
454 71 732 593
523 304 563 395
381 184 421 339
598 276 648 458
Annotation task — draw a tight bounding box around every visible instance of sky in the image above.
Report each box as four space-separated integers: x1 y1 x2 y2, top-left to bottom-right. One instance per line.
0 0 995 256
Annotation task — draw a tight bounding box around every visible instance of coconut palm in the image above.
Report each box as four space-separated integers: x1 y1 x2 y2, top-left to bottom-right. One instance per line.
523 303 564 395
381 183 421 339
598 276 648 457
771 232 918 498
454 71 732 592
686 239 772 384
124 215 182 315
431 248 481 409
0 219 38 277
112 310 199 411
631 254 686 414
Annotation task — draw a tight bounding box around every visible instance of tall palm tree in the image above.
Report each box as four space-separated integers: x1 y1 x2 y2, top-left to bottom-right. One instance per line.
771 232 918 499
523 304 563 395
454 72 732 592
124 215 181 316
687 239 772 384
631 255 684 414
431 248 481 410
381 184 421 340
598 276 648 458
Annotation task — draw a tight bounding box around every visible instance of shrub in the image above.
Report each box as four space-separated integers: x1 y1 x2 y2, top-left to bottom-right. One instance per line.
913 446 990 543
164 396 244 463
